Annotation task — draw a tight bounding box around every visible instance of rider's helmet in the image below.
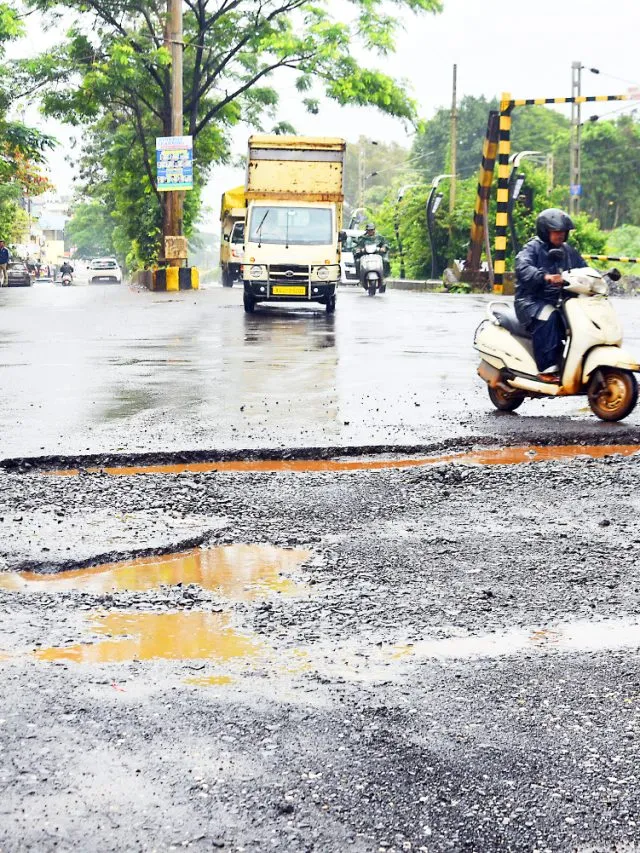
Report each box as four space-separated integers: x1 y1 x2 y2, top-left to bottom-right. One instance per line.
536 208 575 242
365 222 376 234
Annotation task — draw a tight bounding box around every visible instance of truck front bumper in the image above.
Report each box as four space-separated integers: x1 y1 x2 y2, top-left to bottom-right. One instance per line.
244 280 336 304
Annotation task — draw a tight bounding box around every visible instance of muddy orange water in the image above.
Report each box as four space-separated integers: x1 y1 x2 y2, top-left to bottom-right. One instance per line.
0 544 310 597
36 611 261 664
44 445 640 477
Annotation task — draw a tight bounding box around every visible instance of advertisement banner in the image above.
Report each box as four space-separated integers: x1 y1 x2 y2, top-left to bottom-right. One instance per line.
156 135 193 191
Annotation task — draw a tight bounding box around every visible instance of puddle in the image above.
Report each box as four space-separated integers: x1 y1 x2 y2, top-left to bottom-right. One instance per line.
385 619 640 662
183 675 235 687
0 544 310 599
43 445 640 477
35 611 262 664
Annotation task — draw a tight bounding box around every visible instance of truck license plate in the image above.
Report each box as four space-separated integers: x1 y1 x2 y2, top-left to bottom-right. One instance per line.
272 285 306 296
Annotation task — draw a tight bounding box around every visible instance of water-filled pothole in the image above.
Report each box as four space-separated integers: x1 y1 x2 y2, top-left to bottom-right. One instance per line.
0 545 309 668
43 445 640 477
0 544 310 598
35 611 261 664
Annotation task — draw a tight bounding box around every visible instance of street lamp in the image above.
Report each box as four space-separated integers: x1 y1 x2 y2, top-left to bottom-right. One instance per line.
507 151 542 255
426 174 453 280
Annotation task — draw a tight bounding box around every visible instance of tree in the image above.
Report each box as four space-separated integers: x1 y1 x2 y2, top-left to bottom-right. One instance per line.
23 0 442 266
65 200 115 257
343 137 410 210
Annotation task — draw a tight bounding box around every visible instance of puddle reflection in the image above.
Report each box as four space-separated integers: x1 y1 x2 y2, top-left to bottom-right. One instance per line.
36 611 261 664
0 544 310 598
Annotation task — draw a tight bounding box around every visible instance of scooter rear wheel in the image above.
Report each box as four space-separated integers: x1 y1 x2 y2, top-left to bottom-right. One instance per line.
488 385 525 412
588 368 638 421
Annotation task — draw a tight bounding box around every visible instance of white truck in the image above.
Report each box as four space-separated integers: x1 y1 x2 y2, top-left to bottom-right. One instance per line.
242 135 346 314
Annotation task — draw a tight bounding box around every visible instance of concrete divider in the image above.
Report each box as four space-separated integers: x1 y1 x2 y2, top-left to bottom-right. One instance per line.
386 279 442 292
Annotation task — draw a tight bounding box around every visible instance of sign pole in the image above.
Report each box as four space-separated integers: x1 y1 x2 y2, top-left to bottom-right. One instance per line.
169 0 183 266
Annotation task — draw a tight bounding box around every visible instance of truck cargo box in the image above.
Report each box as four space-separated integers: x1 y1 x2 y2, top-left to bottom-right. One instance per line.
246 135 345 203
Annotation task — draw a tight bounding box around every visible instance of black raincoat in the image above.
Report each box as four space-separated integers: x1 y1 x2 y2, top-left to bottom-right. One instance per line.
514 237 587 328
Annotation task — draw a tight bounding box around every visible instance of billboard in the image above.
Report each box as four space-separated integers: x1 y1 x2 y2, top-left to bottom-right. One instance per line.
156 135 193 191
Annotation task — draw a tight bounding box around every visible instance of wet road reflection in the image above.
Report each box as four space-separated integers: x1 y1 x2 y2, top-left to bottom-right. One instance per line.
0 544 310 598
36 611 261 664
2 284 640 456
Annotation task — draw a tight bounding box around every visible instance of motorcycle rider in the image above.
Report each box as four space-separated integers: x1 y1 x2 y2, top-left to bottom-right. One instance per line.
354 223 389 277
515 208 587 382
59 260 74 280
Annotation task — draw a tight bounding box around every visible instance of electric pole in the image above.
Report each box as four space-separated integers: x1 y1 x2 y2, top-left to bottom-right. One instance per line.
449 64 458 214
570 60 582 216
164 0 184 264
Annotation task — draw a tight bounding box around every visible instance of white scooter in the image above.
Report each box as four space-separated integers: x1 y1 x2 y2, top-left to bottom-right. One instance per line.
61 272 73 286
358 243 387 296
474 255 640 421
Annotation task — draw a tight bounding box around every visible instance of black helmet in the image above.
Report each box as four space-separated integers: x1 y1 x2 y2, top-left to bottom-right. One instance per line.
536 208 575 243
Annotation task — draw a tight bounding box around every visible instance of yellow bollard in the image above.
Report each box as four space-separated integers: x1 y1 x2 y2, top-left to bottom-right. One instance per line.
166 267 179 292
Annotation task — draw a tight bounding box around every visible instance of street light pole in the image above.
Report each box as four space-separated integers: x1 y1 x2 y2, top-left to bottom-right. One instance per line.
426 174 452 279
570 60 582 216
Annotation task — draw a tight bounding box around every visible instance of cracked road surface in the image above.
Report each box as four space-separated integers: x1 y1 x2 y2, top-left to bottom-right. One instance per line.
2 282 640 851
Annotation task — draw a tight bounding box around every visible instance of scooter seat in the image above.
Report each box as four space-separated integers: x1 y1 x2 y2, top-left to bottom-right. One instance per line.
493 308 531 339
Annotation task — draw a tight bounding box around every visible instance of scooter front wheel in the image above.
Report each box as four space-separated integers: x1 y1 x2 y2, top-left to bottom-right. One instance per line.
588 368 638 421
488 385 525 412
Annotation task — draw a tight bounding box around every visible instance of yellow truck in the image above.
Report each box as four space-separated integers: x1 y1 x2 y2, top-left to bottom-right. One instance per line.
242 135 346 314
220 185 246 288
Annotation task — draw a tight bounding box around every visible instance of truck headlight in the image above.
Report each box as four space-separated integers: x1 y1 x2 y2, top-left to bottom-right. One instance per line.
316 266 329 281
250 265 266 279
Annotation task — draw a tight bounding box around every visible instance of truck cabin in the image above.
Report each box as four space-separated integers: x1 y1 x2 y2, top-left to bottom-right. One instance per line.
247 205 334 247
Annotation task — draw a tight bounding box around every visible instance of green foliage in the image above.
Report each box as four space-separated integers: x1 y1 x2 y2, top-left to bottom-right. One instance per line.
23 0 442 265
65 200 115 258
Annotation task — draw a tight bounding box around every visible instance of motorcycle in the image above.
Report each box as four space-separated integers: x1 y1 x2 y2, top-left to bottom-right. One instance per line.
61 272 73 286
358 242 387 296
474 254 640 421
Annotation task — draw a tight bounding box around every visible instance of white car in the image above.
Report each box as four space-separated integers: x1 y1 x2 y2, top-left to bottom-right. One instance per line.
88 257 122 284
340 229 364 285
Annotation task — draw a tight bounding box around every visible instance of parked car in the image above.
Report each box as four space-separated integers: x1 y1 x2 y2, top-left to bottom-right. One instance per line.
340 229 364 285
7 261 32 287
88 257 122 284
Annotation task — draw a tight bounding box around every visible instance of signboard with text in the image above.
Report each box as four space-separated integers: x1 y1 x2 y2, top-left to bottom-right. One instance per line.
156 135 193 191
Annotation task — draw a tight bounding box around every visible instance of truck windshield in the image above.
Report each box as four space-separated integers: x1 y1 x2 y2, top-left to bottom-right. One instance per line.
248 207 332 245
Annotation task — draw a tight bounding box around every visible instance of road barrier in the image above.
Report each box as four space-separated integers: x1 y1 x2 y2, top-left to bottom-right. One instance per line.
152 267 199 291
492 92 631 294
584 255 640 265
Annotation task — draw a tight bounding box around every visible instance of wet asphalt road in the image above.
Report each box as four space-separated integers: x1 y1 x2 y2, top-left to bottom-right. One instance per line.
3 278 640 460
3 280 640 852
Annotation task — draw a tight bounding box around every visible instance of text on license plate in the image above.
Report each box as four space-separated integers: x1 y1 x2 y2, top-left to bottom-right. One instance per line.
272 285 306 296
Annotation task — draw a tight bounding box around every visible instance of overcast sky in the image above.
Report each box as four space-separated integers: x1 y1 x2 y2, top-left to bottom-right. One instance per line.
11 0 640 224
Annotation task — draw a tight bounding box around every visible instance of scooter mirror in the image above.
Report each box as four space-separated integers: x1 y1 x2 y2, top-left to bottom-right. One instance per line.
606 268 622 282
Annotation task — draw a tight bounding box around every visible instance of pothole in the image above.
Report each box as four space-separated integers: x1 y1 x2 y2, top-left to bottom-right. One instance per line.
0 544 310 598
35 611 262 664
42 444 640 477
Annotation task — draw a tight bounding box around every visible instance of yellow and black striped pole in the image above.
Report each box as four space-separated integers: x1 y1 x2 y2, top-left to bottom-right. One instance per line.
466 111 499 274
492 93 513 295
492 93 631 295
583 254 640 264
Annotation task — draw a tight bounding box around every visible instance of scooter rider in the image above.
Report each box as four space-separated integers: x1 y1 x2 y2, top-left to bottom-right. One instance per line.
354 223 389 277
515 209 587 382
59 260 74 278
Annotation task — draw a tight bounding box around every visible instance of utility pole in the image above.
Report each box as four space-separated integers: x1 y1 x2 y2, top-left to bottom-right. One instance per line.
358 145 365 209
570 60 582 216
164 0 184 264
449 64 458 214
546 153 554 195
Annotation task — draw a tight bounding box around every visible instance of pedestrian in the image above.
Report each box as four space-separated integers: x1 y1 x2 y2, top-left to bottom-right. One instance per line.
0 240 9 286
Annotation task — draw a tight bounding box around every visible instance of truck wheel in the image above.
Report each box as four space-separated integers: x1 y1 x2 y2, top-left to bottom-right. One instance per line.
326 295 336 314
222 269 232 288
243 293 256 314
588 368 638 421
488 385 525 412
